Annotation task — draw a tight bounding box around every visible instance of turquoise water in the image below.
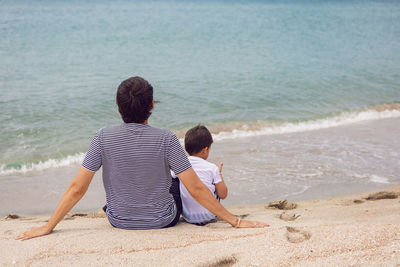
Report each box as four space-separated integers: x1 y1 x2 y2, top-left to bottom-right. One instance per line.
1 0 400 172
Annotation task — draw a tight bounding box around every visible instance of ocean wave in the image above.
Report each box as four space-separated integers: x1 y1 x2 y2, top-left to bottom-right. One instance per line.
212 104 400 141
0 153 85 176
2 104 399 176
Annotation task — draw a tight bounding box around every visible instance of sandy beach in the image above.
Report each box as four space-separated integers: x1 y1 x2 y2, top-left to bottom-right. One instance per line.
1 1 400 266
1 185 399 266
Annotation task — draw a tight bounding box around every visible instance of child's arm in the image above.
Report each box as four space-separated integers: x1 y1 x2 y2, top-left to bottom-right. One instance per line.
215 163 228 199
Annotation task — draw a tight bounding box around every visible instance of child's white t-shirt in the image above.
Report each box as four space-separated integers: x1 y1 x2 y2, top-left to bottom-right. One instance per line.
179 156 222 224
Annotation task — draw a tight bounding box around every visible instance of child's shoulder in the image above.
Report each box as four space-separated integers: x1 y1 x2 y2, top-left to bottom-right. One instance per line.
189 157 218 170
201 159 219 174
204 159 218 169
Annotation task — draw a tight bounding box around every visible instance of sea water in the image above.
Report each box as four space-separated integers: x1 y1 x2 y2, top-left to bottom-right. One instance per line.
1 0 400 215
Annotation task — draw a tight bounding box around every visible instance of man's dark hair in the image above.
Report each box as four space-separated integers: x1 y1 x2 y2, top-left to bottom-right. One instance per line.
116 76 153 123
184 125 213 155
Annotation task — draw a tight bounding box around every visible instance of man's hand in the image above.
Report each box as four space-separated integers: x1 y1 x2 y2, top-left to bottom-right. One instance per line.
15 225 52 241
15 166 95 241
237 219 269 228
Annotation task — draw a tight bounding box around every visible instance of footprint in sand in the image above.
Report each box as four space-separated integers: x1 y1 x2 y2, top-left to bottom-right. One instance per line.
3 214 20 220
285 226 311 243
279 212 300 221
199 255 238 267
267 200 297 210
365 191 398 201
3 230 13 236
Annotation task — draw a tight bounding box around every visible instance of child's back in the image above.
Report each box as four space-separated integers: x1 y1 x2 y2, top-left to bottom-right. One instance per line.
180 156 222 224
179 125 228 225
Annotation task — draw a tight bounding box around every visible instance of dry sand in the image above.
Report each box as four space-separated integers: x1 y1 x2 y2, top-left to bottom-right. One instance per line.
1 185 400 266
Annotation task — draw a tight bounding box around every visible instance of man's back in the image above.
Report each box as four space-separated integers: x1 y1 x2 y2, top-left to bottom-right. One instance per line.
82 123 191 229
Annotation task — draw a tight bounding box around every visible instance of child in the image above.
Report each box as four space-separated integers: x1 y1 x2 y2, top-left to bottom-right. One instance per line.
178 124 228 225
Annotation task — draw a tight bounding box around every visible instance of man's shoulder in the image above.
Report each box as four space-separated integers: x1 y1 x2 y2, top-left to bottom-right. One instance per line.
100 124 173 136
102 124 121 131
145 126 177 142
88 124 115 135
148 126 174 135
97 124 123 135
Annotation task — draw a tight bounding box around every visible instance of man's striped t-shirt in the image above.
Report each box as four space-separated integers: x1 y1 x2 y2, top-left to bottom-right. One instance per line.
82 123 191 229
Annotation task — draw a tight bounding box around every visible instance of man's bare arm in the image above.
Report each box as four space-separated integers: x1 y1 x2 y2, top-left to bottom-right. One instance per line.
15 167 95 241
177 168 268 228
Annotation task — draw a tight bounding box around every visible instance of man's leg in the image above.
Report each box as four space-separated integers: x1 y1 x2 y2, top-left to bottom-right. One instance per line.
164 178 182 228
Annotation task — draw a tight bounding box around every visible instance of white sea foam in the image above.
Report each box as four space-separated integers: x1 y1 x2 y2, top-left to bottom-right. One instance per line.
0 153 85 176
369 175 390 184
213 107 400 141
2 106 399 176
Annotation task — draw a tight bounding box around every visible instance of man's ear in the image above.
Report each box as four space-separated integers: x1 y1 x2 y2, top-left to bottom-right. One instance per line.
150 100 154 110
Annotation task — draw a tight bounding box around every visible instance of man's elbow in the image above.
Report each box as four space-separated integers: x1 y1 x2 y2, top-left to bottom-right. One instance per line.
69 182 86 198
187 183 205 200
219 195 227 200
217 188 228 199
218 191 228 199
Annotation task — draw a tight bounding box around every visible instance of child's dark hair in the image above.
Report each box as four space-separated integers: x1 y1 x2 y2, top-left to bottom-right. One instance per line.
184 125 213 155
116 76 153 123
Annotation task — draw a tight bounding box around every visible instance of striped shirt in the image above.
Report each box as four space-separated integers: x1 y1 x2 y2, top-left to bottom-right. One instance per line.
82 123 191 229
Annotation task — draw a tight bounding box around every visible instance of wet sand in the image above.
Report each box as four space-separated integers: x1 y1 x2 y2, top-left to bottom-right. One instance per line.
1 185 399 266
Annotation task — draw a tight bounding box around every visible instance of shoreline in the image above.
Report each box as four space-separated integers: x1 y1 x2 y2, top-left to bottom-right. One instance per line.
2 103 400 177
1 184 399 266
1 117 399 217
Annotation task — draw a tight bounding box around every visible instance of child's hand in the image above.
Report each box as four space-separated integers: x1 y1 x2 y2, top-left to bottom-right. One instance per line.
218 163 223 174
